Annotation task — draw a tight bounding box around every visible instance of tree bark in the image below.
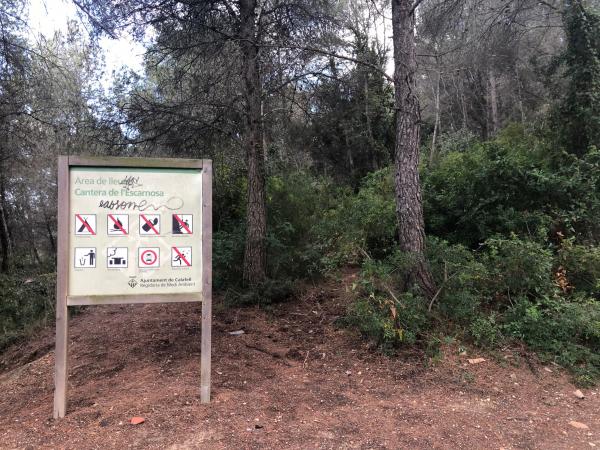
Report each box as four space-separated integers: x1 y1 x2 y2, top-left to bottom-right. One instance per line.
429 64 441 165
0 159 12 273
488 67 499 135
391 0 437 300
240 0 267 286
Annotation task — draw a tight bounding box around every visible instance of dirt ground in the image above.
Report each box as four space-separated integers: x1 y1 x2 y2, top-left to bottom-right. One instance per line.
1 272 599 449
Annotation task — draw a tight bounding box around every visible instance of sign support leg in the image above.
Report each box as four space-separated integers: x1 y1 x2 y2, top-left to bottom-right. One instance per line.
200 297 211 403
53 299 68 418
54 155 69 418
200 160 212 403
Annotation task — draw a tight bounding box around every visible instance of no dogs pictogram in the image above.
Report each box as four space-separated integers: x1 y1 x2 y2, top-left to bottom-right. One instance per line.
139 247 160 268
140 214 160 235
107 214 129 235
171 246 192 267
172 214 193 234
75 214 96 235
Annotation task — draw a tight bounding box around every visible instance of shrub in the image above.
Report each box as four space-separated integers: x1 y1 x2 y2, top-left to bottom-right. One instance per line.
0 272 56 350
557 239 600 296
340 252 431 352
504 296 600 385
314 167 396 267
480 235 556 301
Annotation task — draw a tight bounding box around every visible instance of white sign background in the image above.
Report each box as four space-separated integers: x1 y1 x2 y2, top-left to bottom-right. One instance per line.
68 167 203 296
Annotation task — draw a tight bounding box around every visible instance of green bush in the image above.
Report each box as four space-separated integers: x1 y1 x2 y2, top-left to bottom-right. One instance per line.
314 168 396 267
557 239 600 296
422 133 600 248
0 272 56 350
480 235 556 301
339 251 431 352
504 296 600 385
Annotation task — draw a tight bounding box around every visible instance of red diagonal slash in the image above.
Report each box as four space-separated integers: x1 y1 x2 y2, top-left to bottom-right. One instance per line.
172 246 191 266
140 214 159 234
173 214 192 234
108 214 127 234
75 214 95 235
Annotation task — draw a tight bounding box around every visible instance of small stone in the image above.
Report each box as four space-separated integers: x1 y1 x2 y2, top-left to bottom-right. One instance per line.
130 417 145 425
569 421 589 430
574 390 585 399
468 358 486 364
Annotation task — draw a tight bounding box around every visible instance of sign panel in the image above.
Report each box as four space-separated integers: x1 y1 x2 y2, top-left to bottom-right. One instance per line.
68 167 202 297
54 157 212 419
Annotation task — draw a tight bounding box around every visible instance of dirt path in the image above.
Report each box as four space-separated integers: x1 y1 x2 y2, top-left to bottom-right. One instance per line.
1 272 599 449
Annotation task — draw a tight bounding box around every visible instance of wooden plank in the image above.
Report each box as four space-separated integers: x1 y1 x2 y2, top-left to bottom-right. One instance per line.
67 293 202 306
54 156 69 419
200 161 213 403
68 155 204 169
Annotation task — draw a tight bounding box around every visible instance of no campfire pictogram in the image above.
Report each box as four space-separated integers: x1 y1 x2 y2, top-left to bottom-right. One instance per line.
74 214 96 235
139 247 160 268
172 214 193 234
171 246 192 267
107 214 129 235
140 214 160 235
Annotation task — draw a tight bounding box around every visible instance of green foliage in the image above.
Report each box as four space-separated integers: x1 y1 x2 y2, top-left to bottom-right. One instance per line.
470 314 502 348
504 296 600 386
266 172 342 280
552 1 600 156
557 239 600 296
481 235 555 300
314 168 397 267
423 131 600 247
224 278 295 307
0 272 56 350
342 258 430 353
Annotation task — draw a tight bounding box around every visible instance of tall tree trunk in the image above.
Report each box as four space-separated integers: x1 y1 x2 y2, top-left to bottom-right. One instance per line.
391 0 437 299
0 159 12 273
44 209 56 257
429 64 441 165
488 67 499 135
364 76 378 171
240 0 267 286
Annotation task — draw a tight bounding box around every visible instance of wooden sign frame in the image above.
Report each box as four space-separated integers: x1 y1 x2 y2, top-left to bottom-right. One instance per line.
54 156 212 418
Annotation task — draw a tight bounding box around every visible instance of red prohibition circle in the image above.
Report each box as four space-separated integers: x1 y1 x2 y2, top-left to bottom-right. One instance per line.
140 249 158 265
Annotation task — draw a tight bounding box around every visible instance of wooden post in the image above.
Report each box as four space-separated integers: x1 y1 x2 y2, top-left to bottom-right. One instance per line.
200 160 212 403
54 156 69 418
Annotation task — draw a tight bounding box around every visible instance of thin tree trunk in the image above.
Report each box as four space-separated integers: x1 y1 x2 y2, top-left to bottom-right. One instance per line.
515 66 526 125
44 209 56 257
488 67 499 135
429 65 441 165
344 128 355 179
364 76 378 171
240 0 267 286
0 161 12 273
391 0 437 300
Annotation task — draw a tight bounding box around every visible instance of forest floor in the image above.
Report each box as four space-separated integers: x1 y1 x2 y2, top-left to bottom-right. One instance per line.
1 270 599 449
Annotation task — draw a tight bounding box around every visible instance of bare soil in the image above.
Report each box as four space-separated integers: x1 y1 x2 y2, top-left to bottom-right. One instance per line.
1 271 599 449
